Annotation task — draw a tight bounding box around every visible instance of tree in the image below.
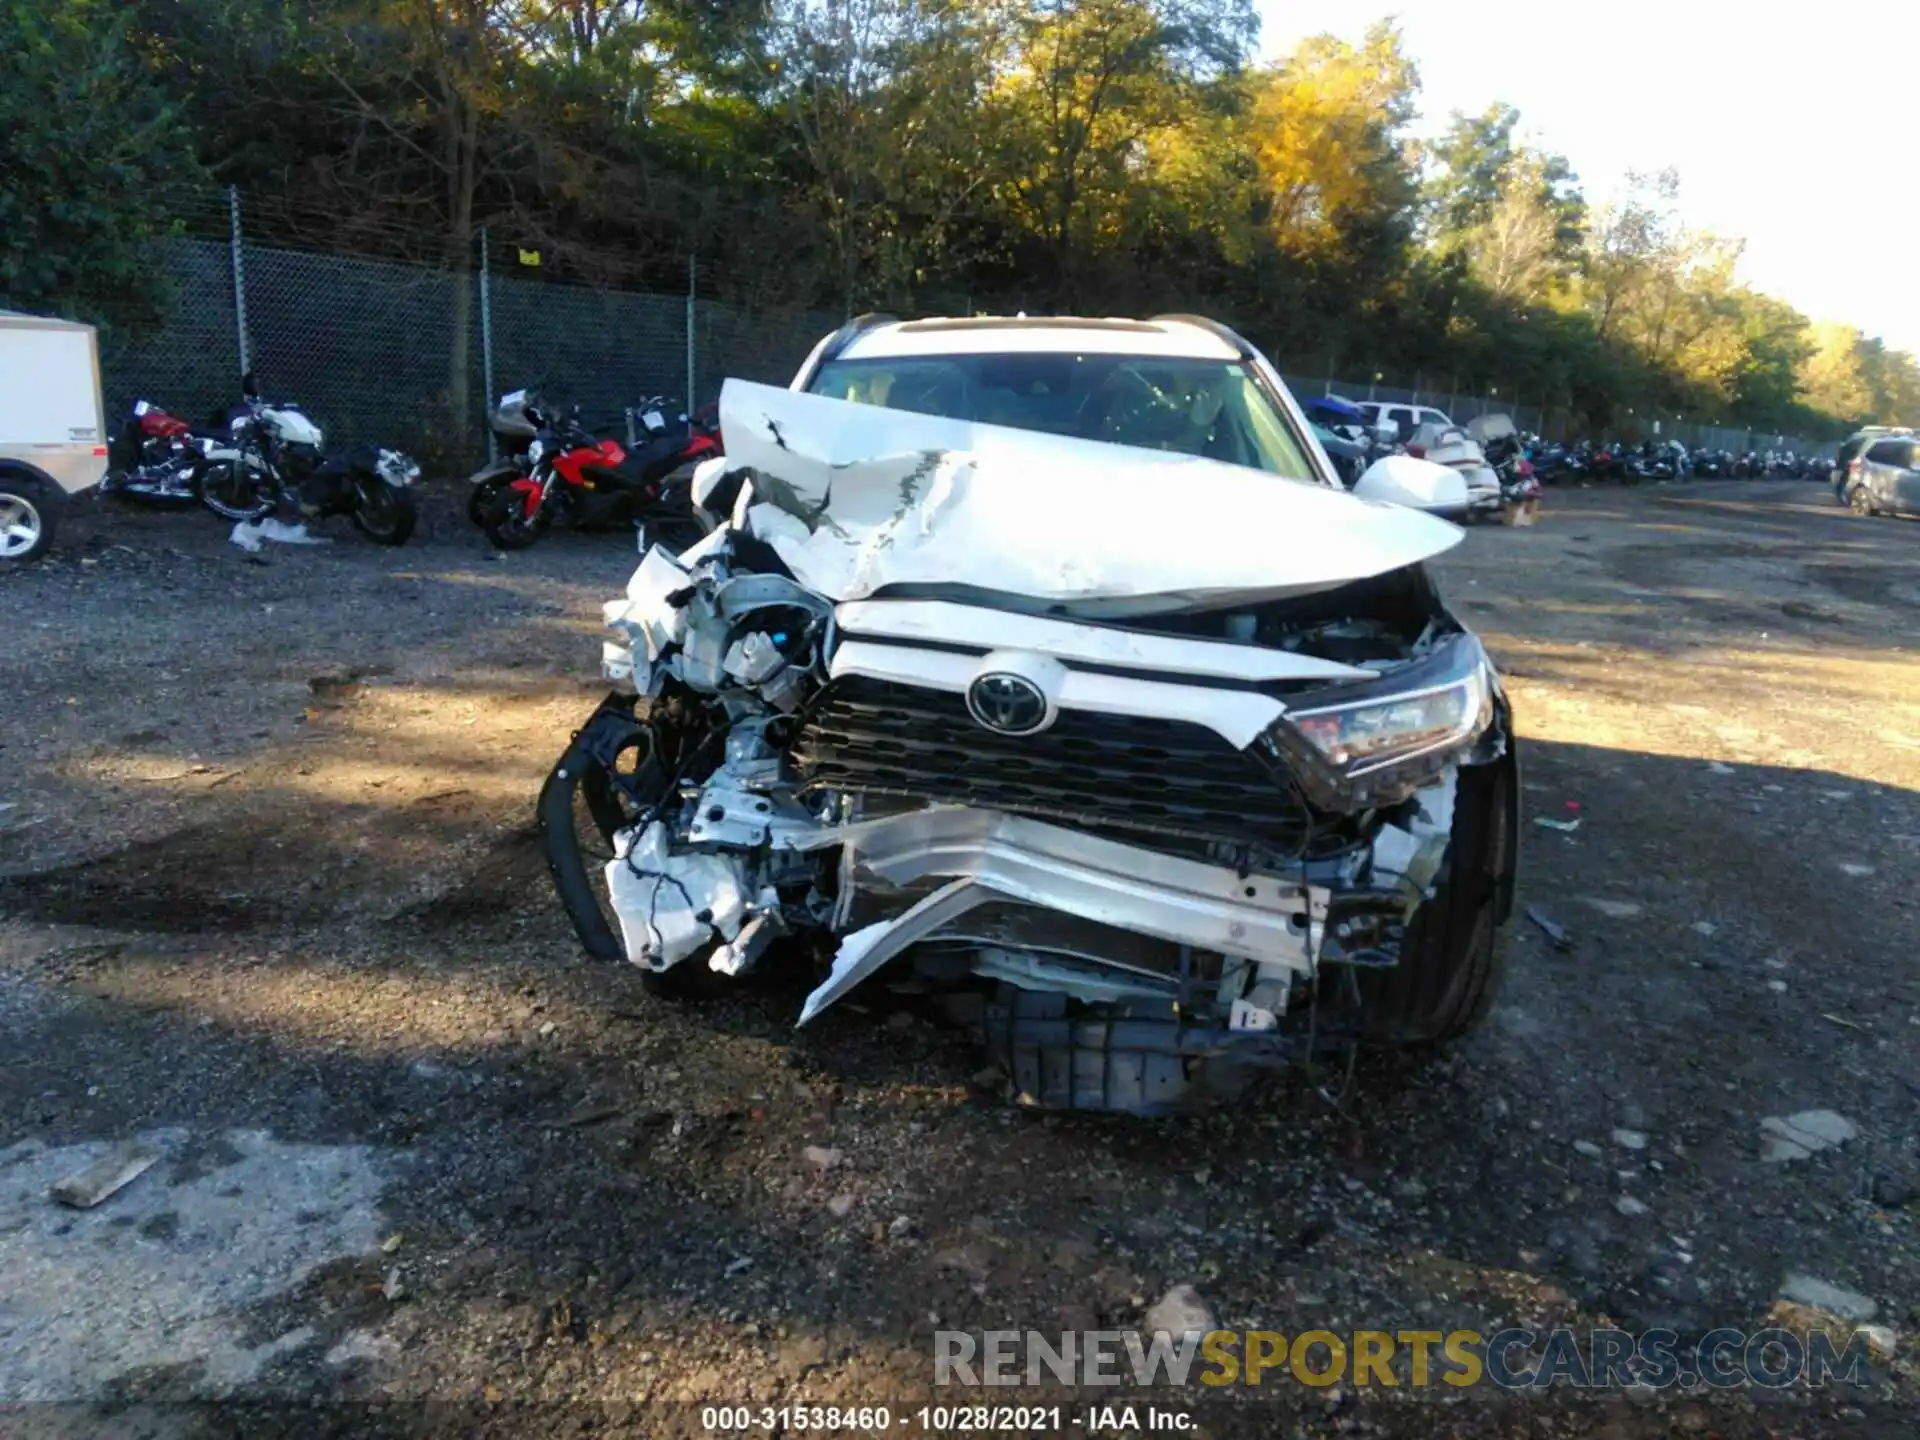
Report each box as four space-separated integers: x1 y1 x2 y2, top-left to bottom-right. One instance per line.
0 0 203 330
991 0 1256 305
1423 103 1582 256
773 0 996 311
1460 158 1564 305
1247 22 1418 262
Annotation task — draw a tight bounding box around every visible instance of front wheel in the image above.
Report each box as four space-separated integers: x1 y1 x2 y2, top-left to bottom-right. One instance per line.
349 477 417 545
1850 485 1876 517
1351 751 1517 1046
194 456 276 521
470 476 549 550
0 471 57 563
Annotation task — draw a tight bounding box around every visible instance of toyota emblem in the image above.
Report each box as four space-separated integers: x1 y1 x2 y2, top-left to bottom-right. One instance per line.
966 672 1052 735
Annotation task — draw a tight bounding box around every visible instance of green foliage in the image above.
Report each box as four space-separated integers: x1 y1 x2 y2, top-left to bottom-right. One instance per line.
33 2 1917 433
0 0 203 331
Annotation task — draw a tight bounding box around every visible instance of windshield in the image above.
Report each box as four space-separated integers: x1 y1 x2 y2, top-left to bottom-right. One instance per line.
808 352 1319 479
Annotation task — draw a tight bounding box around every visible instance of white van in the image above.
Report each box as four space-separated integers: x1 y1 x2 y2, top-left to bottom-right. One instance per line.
0 310 108 562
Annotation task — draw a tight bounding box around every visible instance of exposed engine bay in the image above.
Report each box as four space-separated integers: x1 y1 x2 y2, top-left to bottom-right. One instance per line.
540 380 1518 1114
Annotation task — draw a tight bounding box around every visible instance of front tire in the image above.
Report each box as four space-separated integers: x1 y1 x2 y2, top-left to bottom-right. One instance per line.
1352 751 1517 1046
0 469 57 563
194 456 276 522
1849 485 1876 517
349 478 417 545
470 476 548 550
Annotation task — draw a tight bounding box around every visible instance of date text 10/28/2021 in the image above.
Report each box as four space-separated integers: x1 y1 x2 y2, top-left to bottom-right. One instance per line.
701 1407 1194 1432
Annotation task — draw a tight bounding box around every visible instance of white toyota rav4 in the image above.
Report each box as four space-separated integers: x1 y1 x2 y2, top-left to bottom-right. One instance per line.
540 314 1518 1113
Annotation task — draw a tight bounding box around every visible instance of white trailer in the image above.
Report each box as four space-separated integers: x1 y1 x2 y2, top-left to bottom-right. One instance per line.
0 310 109 562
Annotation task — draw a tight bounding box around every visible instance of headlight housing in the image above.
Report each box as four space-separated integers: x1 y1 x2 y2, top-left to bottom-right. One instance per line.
376 448 420 485
1261 632 1498 811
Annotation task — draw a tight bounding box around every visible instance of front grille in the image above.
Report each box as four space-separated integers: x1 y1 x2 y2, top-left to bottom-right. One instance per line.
791 678 1322 853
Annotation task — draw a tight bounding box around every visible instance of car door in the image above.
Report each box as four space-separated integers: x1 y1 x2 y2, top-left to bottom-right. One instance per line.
1863 440 1906 509
1889 441 1920 515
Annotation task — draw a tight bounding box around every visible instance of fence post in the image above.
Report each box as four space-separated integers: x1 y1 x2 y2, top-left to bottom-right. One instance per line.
685 254 697 410
479 227 496 462
227 186 250 379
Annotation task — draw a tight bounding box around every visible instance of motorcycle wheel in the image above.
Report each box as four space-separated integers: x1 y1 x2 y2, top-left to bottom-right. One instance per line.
471 476 549 550
194 457 276 522
349 477 417 546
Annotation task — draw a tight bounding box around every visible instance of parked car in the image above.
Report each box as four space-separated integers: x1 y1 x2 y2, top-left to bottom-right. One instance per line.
0 310 109 563
1843 434 1920 518
539 314 1517 1114
1354 400 1455 446
1833 427 1916 505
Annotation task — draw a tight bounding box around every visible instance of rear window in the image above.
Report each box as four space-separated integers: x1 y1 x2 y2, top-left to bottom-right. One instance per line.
808 352 1317 479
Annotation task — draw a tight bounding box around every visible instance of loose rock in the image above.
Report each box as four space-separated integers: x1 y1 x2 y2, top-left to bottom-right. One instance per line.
1759 1110 1857 1163
1142 1284 1217 1340
1779 1274 1876 1322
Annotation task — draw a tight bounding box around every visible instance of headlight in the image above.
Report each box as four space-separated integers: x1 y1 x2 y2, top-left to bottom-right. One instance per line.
1262 633 1498 810
1292 667 1489 774
376 449 420 484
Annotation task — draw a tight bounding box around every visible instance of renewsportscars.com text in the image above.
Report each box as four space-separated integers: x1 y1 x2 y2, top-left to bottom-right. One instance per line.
934 1327 1876 1390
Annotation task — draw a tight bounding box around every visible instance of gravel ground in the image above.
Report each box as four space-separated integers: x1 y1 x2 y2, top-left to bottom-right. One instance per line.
2 480 1918 1438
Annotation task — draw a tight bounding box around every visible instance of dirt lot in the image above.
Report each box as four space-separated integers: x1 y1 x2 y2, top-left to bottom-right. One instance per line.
3 480 1920 1438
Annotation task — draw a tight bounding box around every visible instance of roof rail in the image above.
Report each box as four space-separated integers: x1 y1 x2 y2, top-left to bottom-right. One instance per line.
1149 313 1258 361
818 312 900 366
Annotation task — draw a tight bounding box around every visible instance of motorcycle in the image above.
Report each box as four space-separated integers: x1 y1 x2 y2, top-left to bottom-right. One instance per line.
1409 419 1503 522
1476 418 1543 523
101 400 212 507
193 376 419 544
468 390 720 552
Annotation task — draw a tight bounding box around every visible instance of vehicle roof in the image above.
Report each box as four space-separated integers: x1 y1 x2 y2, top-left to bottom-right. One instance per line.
834 315 1242 362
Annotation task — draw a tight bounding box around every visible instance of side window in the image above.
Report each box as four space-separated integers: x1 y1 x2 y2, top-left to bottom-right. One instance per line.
1866 440 1906 465
1390 408 1418 442
1418 408 1450 428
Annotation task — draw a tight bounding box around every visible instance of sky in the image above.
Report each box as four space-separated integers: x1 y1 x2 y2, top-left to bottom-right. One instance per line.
1255 0 1920 356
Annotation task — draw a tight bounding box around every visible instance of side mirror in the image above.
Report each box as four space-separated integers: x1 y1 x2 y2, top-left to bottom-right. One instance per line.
1352 454 1471 518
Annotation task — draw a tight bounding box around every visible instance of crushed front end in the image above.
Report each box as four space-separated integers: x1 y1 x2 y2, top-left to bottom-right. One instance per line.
539 381 1518 1114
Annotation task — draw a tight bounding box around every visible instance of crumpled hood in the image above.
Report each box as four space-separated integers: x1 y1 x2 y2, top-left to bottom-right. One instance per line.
709 379 1463 616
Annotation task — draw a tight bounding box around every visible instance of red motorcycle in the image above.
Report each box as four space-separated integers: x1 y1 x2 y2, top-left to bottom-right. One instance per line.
101 399 211 506
467 391 721 552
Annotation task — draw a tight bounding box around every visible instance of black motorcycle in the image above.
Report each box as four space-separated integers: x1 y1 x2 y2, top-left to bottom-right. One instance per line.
192 376 419 545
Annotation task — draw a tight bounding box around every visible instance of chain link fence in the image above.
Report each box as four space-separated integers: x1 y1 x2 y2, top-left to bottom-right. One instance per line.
97 189 1835 474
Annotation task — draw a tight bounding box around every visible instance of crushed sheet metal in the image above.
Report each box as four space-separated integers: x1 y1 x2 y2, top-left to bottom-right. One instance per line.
1368 769 1458 903
790 809 1329 1022
605 821 769 969
713 379 1463 616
